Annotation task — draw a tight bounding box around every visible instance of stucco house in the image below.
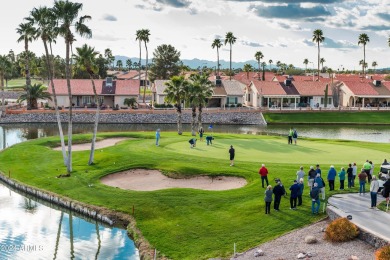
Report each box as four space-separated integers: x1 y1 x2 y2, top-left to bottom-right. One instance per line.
340 79 390 107
47 78 139 108
292 80 334 108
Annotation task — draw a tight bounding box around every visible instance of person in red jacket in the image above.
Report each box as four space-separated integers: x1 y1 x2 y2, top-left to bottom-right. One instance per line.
259 164 269 188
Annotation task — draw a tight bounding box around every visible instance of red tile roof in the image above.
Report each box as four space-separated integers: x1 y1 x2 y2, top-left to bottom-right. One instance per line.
342 81 379 96
48 79 139 96
251 80 287 95
292 81 331 96
116 70 140 79
233 71 275 85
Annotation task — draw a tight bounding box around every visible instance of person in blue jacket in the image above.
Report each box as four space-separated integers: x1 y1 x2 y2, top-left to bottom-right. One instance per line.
327 165 337 191
289 180 300 210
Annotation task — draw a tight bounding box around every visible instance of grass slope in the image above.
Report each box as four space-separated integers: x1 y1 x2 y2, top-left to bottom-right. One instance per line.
0 132 388 259
263 111 390 124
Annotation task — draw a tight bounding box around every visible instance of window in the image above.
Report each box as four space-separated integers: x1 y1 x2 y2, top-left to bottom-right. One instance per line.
227 97 238 104
82 96 93 104
247 94 251 102
320 97 332 105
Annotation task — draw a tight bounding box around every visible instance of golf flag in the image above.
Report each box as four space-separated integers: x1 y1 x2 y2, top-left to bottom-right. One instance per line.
208 124 213 129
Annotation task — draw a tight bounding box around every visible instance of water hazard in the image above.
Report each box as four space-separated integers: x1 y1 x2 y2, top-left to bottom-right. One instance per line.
0 183 138 259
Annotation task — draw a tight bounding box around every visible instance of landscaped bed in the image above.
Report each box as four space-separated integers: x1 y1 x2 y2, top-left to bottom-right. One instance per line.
0 132 388 259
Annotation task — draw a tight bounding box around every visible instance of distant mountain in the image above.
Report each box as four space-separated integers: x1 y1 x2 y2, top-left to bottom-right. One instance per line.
114 55 275 70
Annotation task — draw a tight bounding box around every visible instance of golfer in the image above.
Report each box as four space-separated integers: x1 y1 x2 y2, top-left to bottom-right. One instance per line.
229 145 235 166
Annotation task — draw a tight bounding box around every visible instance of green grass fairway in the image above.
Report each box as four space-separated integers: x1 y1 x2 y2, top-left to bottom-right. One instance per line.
5 78 46 89
0 132 388 259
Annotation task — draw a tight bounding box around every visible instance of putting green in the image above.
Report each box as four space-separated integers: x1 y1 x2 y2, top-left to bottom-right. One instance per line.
165 137 387 165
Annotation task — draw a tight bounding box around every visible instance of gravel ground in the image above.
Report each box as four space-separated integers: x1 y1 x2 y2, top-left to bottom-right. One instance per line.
235 219 376 260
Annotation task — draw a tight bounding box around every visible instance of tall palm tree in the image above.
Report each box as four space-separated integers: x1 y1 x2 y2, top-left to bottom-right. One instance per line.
261 61 267 80
28 6 67 166
126 59 132 71
136 29 150 103
185 80 198 136
116 60 123 70
243 63 253 79
224 32 237 80
135 29 143 100
18 83 52 109
53 0 92 174
0 55 12 116
189 73 213 130
276 60 281 74
268 59 273 72
211 39 222 76
255 51 263 80
312 29 325 81
372 61 377 73
358 33 369 77
73 44 99 165
320 58 326 72
164 76 188 135
16 22 36 110
303 58 309 74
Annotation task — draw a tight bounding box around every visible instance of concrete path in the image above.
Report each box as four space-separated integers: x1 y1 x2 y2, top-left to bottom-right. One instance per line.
327 193 390 242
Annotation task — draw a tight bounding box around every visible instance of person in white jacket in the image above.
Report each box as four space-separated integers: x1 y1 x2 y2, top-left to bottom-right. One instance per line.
370 175 380 209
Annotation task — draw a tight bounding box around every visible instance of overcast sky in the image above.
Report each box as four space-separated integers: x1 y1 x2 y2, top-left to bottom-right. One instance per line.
1 0 389 70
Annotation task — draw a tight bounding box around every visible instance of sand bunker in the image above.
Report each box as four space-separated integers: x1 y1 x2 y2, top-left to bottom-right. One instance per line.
53 138 128 151
101 169 247 191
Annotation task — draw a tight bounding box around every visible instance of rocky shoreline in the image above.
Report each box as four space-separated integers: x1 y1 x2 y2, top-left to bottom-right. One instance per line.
0 110 266 125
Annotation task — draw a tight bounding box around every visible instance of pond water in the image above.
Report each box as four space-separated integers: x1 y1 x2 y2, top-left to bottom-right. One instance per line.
1 123 390 149
0 183 139 259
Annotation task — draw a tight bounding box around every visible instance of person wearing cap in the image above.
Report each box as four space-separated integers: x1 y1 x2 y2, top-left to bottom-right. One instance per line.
314 173 325 200
259 164 269 188
308 166 317 191
327 165 337 191
273 181 286 211
370 175 379 208
155 129 160 146
310 182 320 214
297 178 304 206
289 180 300 210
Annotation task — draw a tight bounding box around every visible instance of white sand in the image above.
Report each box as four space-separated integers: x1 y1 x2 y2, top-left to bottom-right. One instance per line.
53 137 128 151
100 169 247 191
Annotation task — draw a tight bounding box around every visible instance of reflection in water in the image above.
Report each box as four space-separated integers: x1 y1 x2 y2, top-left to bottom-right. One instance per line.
1 123 390 149
0 183 138 259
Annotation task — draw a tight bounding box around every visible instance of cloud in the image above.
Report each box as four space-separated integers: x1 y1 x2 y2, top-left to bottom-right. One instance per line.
378 13 390 22
240 40 264 47
249 3 331 19
303 37 357 48
155 0 191 8
360 25 390 31
93 34 127 42
227 0 340 2
102 14 117 21
135 3 163 11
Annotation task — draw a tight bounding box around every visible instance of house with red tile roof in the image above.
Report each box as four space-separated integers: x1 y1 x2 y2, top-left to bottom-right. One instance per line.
340 79 390 107
292 81 335 108
245 80 299 108
47 78 139 108
152 78 245 108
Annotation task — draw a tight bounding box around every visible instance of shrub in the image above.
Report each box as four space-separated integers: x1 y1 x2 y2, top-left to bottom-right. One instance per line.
324 218 359 242
375 244 390 260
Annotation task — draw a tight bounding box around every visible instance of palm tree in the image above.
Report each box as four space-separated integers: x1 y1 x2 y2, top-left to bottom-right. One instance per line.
164 76 188 135
224 32 237 80
303 59 309 74
189 73 213 130
16 22 36 110
320 58 326 72
136 29 150 103
268 59 273 72
73 44 99 165
276 61 281 74
18 83 52 109
116 60 123 70
261 61 267 80
0 55 12 116
358 33 369 77
372 61 378 73
186 77 199 136
312 29 325 81
28 6 67 165
135 30 143 100
255 51 263 80
126 59 132 71
211 39 222 76
53 0 92 174
243 63 253 79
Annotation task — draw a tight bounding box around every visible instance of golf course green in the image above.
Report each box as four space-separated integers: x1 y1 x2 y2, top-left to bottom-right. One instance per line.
0 132 388 259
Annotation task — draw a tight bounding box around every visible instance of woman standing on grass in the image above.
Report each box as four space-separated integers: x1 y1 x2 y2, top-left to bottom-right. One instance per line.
297 178 304 206
369 175 379 209
264 185 273 214
338 167 346 190
352 162 357 187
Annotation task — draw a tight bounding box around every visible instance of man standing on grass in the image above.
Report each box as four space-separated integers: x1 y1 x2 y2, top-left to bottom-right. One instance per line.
289 180 300 210
363 160 372 183
259 164 269 188
296 166 305 182
273 181 286 211
229 145 235 166
288 127 293 144
308 166 317 191
310 182 320 214
327 165 336 191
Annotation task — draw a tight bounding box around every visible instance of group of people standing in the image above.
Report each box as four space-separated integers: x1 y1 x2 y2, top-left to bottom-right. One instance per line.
260 160 390 215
